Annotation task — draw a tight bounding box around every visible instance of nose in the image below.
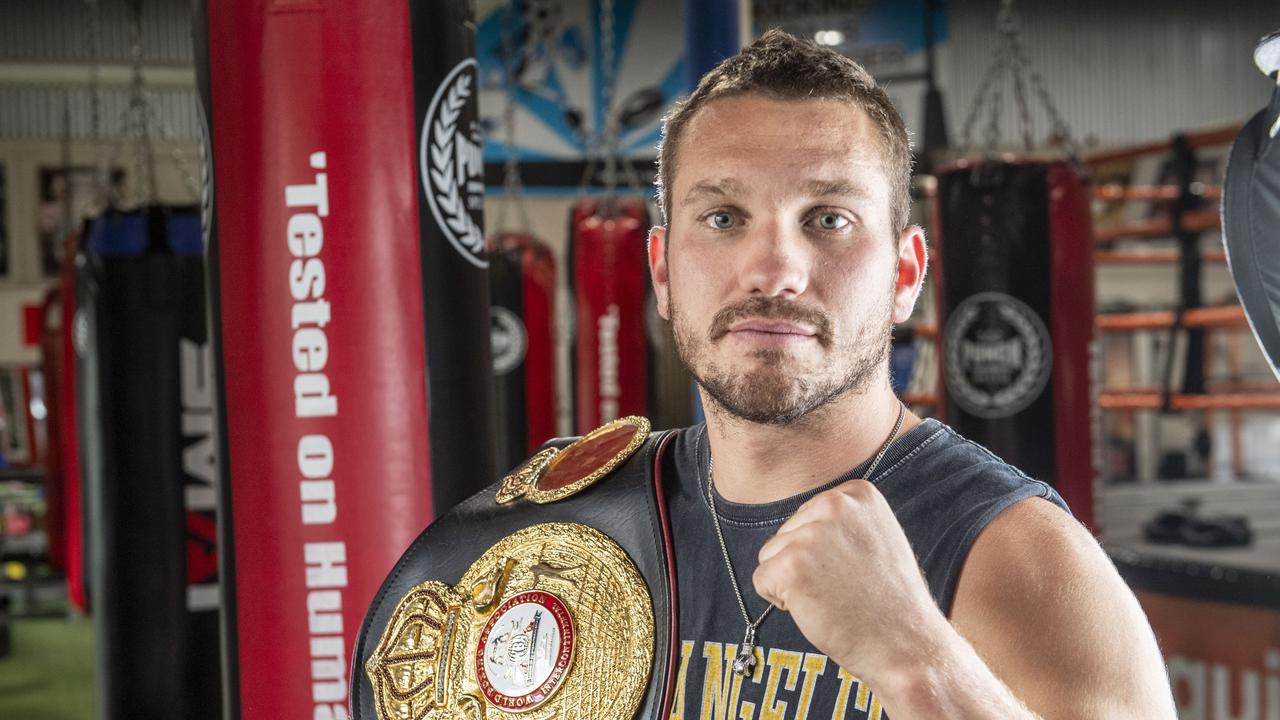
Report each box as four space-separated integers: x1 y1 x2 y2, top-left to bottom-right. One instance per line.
736 218 810 298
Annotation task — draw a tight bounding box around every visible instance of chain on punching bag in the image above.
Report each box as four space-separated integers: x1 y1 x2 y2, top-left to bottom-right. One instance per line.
194 1 494 716
488 4 558 473
936 0 1096 530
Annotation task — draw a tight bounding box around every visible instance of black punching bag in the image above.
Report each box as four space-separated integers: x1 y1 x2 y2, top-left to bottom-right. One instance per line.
1223 34 1280 378
490 232 558 473
75 207 220 719
934 160 1097 529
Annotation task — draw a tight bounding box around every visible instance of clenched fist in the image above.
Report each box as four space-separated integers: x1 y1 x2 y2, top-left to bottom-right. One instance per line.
752 478 951 689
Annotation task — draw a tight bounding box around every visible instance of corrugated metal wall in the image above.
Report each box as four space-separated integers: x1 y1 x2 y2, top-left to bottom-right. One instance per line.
940 0 1280 150
0 0 198 140
0 1 1278 146
0 86 200 141
0 0 192 63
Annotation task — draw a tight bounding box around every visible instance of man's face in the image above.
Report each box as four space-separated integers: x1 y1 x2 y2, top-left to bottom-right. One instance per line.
649 94 925 425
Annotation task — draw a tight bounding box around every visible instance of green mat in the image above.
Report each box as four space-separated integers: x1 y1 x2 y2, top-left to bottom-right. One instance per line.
0 617 97 720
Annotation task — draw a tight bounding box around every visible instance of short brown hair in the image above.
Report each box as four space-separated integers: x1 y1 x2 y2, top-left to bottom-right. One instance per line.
655 29 913 234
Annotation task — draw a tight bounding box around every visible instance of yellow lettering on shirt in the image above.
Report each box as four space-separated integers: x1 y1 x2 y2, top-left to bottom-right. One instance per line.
853 675 884 720
831 667 859 719
699 642 759 720
676 642 875 719
670 641 696 720
793 653 828 720
759 649 802 720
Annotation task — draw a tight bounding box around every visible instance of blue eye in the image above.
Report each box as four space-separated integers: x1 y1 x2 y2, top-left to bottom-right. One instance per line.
815 213 849 230
707 212 736 230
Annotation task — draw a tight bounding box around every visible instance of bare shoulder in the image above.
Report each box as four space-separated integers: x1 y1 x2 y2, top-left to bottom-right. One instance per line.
959 496 1095 588
949 497 1176 719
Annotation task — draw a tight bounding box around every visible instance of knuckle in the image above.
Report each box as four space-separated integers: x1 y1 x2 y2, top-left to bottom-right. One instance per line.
774 556 801 584
752 563 777 593
842 478 874 499
792 523 821 547
751 563 767 587
809 491 842 515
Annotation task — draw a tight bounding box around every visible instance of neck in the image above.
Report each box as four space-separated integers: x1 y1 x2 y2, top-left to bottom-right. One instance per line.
704 378 921 504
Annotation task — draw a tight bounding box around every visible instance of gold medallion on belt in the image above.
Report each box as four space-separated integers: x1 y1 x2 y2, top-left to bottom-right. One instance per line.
366 417 655 719
365 522 654 720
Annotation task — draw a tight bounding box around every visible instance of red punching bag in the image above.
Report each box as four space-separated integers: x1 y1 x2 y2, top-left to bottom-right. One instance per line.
570 197 652 432
39 288 65 574
59 228 88 613
194 1 495 717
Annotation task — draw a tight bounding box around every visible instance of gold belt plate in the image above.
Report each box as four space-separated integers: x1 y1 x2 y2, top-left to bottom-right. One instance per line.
365 522 655 720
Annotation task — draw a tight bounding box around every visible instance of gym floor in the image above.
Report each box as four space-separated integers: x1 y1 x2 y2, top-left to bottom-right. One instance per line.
0 617 96 719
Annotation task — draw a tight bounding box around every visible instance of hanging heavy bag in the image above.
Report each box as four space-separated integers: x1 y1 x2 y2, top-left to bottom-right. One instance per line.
74 206 220 719
934 161 1095 528
569 197 652 433
38 288 66 577
490 232 559 473
58 226 89 614
1222 31 1280 379
194 1 495 716
934 1 1096 529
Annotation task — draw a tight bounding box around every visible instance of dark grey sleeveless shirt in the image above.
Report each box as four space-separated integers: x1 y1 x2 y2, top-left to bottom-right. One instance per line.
663 418 1070 720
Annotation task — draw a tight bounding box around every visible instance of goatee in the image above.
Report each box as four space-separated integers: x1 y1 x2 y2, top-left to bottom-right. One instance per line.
670 294 892 425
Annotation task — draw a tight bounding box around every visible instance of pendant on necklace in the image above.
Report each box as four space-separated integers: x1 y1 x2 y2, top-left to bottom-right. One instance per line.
733 625 759 677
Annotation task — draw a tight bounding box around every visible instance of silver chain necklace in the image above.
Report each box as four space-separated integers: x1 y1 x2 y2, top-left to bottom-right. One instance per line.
704 401 907 678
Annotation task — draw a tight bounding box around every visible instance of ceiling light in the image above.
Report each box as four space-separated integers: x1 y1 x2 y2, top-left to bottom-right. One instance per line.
814 30 845 47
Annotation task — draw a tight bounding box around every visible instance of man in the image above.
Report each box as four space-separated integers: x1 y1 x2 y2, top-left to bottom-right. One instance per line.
645 29 1175 718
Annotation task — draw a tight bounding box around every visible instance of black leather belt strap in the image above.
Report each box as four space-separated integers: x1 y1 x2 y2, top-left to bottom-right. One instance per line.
350 429 679 719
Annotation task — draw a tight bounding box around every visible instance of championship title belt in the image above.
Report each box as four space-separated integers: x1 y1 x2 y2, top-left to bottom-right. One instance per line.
350 417 679 720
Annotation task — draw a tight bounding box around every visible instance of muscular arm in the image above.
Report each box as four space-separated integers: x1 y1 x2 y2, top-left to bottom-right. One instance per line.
882 497 1176 719
754 482 1175 719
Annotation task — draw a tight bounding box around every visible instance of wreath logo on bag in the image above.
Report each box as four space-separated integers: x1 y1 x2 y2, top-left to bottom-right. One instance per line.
491 305 528 376
943 292 1053 419
421 58 487 269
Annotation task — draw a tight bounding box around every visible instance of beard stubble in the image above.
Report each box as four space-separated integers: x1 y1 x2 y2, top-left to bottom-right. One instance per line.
670 283 895 426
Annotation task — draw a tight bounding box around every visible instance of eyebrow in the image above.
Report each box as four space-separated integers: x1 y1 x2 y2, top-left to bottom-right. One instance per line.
682 178 748 205
802 179 870 200
681 177 870 207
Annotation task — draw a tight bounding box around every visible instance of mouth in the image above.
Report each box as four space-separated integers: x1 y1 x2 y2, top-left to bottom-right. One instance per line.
706 296 833 348
726 319 817 346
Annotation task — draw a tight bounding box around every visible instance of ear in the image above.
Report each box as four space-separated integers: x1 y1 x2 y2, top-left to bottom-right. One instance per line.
648 225 672 320
892 225 928 324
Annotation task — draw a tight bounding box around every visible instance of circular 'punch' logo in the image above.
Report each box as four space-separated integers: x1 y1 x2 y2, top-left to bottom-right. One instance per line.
944 292 1052 419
